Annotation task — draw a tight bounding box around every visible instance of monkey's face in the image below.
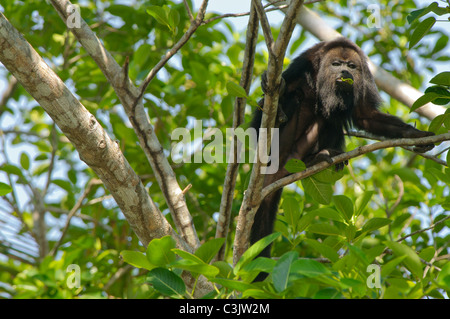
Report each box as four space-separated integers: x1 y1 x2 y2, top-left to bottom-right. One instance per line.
321 47 362 93
315 45 365 119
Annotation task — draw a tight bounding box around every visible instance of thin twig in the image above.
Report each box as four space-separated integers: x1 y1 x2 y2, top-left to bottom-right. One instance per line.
50 179 102 256
396 215 450 243
133 0 209 110
183 0 194 23
347 130 447 166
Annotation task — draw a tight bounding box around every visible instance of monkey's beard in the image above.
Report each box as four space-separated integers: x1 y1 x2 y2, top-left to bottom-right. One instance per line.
316 80 356 131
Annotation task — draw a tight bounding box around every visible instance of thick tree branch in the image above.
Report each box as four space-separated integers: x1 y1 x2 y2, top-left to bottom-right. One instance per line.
0 12 189 254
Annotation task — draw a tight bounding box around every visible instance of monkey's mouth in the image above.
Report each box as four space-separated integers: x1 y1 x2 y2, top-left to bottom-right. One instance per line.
336 77 354 85
336 77 354 92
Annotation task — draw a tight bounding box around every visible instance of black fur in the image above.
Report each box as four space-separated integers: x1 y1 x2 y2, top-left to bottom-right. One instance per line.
249 38 434 280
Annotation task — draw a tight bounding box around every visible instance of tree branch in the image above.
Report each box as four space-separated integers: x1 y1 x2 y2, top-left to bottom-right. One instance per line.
0 11 189 254
133 0 209 107
233 0 305 265
347 130 447 166
215 0 260 261
50 179 102 256
262 132 450 200
396 215 450 243
49 0 200 250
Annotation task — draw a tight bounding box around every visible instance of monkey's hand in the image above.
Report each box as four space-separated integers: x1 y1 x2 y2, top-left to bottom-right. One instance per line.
305 149 348 171
405 129 435 153
261 71 286 96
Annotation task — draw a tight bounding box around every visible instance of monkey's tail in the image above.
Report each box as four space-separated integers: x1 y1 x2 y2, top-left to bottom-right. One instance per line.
249 188 283 282
250 188 283 258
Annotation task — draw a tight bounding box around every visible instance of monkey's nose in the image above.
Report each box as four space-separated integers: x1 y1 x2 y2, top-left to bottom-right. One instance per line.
341 70 353 79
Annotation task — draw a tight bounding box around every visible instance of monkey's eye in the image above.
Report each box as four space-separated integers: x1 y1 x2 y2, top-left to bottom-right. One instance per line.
332 61 341 66
348 63 357 69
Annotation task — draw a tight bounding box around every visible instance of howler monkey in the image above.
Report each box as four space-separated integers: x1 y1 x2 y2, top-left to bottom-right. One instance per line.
250 37 434 267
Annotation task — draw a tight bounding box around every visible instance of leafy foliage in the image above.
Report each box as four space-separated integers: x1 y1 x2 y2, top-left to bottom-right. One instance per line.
0 0 449 299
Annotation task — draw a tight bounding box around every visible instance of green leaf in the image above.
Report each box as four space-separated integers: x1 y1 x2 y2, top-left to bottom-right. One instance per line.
272 251 298 292
346 243 369 265
355 191 374 218
172 248 204 264
212 261 234 279
146 236 177 267
120 250 155 271
168 9 180 31
282 196 302 231
302 177 332 205
147 268 186 298
309 207 345 223
52 179 73 192
297 213 315 233
385 241 423 278
20 152 30 170
411 92 440 112
170 259 219 278
424 86 450 105
234 232 281 275
407 2 438 23
1 164 24 177
291 258 331 277
313 288 342 299
308 224 341 236
333 195 354 221
419 247 435 262
189 60 208 83
361 218 392 234
312 168 344 183
431 35 449 55
241 257 276 275
409 16 436 49
32 163 50 176
194 238 225 264
226 81 248 98
0 182 12 196
147 5 172 31
381 255 407 277
284 158 306 173
429 114 447 132
209 278 254 292
304 239 339 262
430 72 450 87
436 262 450 288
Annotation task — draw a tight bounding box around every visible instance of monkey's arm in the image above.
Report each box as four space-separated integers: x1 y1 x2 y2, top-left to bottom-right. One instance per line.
354 108 435 152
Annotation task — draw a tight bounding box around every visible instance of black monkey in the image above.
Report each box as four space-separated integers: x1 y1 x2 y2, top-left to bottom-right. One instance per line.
250 38 434 271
